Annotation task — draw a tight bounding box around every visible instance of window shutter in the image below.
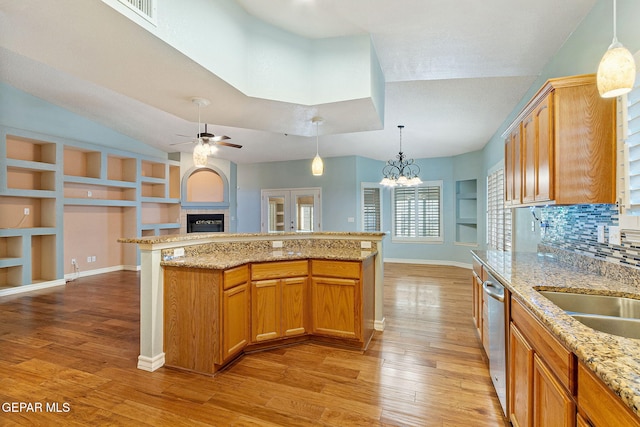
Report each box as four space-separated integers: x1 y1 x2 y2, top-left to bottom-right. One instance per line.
487 167 512 251
362 187 381 232
394 187 415 237
417 186 440 237
626 70 640 210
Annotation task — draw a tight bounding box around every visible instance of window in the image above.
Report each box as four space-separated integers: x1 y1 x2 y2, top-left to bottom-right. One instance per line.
487 165 512 251
392 181 443 242
361 184 382 232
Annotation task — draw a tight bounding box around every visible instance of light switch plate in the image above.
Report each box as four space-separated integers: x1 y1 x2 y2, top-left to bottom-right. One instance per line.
597 224 605 243
361 241 372 249
272 241 283 248
173 247 185 257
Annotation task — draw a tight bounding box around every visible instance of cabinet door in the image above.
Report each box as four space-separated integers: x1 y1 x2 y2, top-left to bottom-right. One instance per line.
505 125 522 205
533 354 576 427
522 112 537 204
282 276 307 337
311 276 358 339
252 279 282 342
222 282 250 363
534 96 553 202
509 324 534 427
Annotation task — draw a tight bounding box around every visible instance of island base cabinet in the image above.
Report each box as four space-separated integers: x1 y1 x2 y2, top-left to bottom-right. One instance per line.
282 277 307 337
533 354 575 427
577 361 640 427
221 273 250 364
311 276 359 340
509 324 534 427
163 267 221 375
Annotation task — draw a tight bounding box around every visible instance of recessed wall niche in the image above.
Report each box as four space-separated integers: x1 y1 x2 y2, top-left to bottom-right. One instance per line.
187 169 224 202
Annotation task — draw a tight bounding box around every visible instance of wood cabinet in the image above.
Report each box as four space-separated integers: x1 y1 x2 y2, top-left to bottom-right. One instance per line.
163 264 250 374
221 265 250 363
509 297 576 427
577 361 640 427
471 257 489 354
311 258 375 347
503 74 616 207
251 260 308 343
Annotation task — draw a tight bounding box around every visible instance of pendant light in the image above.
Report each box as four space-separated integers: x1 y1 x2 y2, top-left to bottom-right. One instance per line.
311 117 324 176
380 125 422 187
596 0 636 98
192 97 210 168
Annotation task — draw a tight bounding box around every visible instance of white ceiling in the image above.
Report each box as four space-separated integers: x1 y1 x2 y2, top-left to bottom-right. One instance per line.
0 0 598 164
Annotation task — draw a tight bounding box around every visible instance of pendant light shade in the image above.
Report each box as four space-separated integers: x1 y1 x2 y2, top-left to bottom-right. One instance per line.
596 0 636 98
193 139 209 167
311 117 324 176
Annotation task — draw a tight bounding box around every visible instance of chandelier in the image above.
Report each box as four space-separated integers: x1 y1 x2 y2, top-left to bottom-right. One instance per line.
380 125 422 187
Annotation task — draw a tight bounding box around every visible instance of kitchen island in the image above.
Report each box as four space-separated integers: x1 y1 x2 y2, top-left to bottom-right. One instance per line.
120 232 384 374
473 247 640 425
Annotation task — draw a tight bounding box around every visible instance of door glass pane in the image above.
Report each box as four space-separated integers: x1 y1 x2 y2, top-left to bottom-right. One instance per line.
295 195 315 232
268 196 286 232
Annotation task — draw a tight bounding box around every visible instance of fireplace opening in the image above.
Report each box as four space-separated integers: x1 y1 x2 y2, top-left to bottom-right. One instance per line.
187 214 224 233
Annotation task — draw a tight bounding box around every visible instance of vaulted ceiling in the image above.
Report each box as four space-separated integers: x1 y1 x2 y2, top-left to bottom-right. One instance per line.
0 0 598 164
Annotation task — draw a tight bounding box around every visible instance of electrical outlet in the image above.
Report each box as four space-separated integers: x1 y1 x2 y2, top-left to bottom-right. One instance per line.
361 241 372 249
272 241 283 248
71 258 76 265
87 256 91 263
24 207 30 215
173 247 185 257
87 190 92 197
609 226 621 246
91 256 96 262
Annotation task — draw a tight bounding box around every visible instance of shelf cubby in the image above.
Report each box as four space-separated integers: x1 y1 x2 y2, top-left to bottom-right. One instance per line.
0 196 56 229
0 265 23 288
141 182 166 198
108 155 137 182
169 165 180 199
64 182 137 202
64 147 101 179
141 160 165 179
7 167 56 191
31 234 56 283
0 236 22 261
141 202 180 225
6 135 56 164
455 179 478 245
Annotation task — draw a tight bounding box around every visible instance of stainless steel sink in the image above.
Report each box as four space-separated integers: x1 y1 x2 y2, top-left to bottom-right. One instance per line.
537 291 640 319
537 291 640 339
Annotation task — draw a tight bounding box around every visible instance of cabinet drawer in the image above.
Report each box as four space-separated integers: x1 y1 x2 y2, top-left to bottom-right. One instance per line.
251 260 308 280
511 297 576 393
311 260 360 279
578 362 640 427
223 264 249 290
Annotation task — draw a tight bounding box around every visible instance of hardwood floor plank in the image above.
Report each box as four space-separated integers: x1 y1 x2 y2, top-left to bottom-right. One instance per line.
0 265 508 426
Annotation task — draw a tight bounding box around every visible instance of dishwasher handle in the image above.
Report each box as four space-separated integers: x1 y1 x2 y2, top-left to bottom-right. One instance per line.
483 280 505 302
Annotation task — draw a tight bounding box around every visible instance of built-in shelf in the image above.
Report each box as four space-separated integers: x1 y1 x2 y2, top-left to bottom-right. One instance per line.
455 179 478 245
1 127 182 291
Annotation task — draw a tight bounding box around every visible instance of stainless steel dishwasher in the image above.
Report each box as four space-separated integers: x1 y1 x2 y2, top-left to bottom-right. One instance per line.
483 273 506 416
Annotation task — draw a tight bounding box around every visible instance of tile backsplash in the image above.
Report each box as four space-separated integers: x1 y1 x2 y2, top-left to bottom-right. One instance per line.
539 204 640 269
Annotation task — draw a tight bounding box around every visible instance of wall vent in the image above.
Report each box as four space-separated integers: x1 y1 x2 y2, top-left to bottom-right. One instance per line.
117 0 156 24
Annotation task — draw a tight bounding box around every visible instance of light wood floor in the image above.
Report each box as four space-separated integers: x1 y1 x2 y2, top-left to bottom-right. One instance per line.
0 263 508 426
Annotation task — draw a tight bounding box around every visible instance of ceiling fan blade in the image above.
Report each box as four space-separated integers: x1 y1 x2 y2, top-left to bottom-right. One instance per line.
169 140 197 146
214 141 242 149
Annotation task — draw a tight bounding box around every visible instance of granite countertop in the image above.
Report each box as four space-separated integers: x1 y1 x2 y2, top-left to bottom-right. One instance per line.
119 231 386 245
162 247 377 270
472 250 640 417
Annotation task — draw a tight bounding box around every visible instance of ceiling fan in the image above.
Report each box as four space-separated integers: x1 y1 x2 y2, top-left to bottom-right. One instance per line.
171 97 242 149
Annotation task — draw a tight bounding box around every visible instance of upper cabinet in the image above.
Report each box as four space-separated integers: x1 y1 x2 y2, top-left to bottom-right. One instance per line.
503 74 616 207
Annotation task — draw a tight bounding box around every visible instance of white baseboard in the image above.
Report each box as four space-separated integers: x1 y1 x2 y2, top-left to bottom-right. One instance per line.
0 279 66 297
383 258 472 270
374 318 386 331
137 353 165 372
65 265 126 281
122 264 141 271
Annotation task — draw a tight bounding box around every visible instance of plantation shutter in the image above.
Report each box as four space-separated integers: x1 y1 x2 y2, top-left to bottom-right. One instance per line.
392 182 442 240
362 187 381 231
626 69 640 211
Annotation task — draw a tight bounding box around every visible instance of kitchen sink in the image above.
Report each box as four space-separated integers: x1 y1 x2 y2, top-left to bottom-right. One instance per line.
537 291 640 339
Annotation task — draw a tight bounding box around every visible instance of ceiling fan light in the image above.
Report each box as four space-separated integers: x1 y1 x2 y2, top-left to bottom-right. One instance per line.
193 140 209 167
597 42 636 98
312 154 324 176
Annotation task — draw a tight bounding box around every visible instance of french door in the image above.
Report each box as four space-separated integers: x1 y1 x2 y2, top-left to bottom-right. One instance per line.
261 188 321 233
